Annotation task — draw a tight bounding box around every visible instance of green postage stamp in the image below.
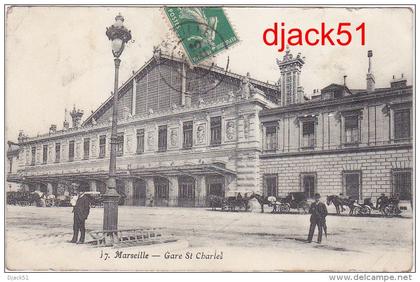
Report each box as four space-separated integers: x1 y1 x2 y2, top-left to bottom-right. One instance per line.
164 7 239 64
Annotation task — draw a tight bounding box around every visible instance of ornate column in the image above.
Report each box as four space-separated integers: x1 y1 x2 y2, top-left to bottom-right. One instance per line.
145 177 155 206
89 180 97 192
124 179 134 206
195 175 207 207
167 176 179 207
47 183 54 195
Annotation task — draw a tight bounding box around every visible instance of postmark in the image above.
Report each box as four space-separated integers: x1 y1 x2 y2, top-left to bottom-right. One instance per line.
164 7 239 65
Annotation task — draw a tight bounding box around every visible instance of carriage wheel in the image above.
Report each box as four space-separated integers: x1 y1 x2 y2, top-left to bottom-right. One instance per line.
221 204 228 212
383 205 394 217
384 206 392 217
301 203 310 214
361 206 371 216
280 204 290 213
352 206 361 216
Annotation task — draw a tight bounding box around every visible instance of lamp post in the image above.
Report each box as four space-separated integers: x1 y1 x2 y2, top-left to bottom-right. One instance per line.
103 14 132 232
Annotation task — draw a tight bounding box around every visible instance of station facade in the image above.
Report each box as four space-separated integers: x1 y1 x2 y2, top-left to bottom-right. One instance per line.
7 48 413 206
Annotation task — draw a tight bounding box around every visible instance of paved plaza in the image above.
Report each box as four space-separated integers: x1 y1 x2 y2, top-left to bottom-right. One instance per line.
5 204 413 272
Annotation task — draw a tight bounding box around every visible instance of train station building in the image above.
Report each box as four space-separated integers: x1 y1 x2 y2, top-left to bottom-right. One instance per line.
6 48 413 206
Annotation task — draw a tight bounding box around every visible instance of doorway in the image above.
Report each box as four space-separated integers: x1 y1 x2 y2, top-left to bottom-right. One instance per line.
206 175 225 206
178 176 195 207
154 177 169 206
133 179 146 206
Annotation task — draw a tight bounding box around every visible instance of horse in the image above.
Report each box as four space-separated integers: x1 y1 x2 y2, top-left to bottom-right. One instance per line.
250 192 273 213
326 195 356 215
231 193 252 212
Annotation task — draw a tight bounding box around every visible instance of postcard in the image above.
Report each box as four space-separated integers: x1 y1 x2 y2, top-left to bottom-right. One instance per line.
5 5 414 272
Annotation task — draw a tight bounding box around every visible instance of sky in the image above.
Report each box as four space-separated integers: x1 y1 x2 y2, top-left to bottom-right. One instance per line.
5 6 414 141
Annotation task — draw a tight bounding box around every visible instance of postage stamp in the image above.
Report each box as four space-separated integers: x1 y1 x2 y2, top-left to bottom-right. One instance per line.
164 7 239 64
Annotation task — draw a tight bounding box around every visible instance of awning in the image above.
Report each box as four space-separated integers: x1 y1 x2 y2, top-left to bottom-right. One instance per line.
129 163 236 178
7 163 236 184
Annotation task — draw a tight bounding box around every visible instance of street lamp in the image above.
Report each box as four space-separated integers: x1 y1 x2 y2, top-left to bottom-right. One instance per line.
103 13 132 232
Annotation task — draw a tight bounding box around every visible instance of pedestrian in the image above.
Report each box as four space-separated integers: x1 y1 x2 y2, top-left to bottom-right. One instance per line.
307 193 328 244
69 190 91 244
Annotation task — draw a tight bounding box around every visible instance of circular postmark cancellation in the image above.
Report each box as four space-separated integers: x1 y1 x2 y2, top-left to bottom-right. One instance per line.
155 8 239 96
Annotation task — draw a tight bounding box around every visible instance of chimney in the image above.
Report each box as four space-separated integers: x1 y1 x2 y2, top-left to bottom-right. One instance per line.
343 75 347 86
63 108 70 130
366 50 375 92
18 130 26 143
70 105 84 128
390 73 407 89
49 124 57 134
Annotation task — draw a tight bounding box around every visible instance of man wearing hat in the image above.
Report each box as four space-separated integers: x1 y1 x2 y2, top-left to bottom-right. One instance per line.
307 193 328 243
69 190 91 244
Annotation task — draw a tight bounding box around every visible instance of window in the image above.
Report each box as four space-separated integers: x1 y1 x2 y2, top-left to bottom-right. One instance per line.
344 115 359 144
285 73 292 105
42 145 48 164
265 125 277 151
394 109 411 141
263 174 278 197
31 146 36 165
343 171 361 200
117 133 124 156
158 125 167 152
302 121 315 148
136 129 145 154
392 170 412 201
301 173 316 198
9 158 12 173
99 135 106 158
183 121 193 149
55 143 60 163
83 138 90 160
68 140 75 162
210 116 222 145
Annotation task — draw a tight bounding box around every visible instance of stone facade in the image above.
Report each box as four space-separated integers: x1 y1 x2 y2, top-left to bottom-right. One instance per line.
8 52 279 207
7 50 413 206
260 78 413 201
261 147 412 199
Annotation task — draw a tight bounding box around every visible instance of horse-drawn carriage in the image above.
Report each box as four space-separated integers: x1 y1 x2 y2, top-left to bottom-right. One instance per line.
6 191 36 206
208 192 251 212
327 194 402 217
272 192 310 214
6 191 51 206
249 192 310 214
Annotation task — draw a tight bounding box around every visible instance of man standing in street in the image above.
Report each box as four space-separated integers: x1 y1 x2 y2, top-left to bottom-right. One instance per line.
307 193 328 244
69 191 91 244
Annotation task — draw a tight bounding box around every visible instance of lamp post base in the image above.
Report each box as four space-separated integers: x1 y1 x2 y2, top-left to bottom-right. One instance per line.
103 188 120 231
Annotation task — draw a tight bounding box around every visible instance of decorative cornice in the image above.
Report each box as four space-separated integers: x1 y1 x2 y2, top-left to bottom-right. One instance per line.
260 86 412 118
19 94 270 145
261 143 413 159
